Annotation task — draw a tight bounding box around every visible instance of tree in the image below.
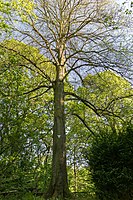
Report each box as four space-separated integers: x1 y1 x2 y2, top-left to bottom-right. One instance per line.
76 70 133 132
1 0 133 198
0 40 53 195
66 70 133 197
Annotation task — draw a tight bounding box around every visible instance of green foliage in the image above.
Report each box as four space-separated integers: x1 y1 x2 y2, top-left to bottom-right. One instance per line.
1 39 55 82
66 71 133 199
0 0 132 198
68 167 95 194
0 193 44 200
0 0 11 32
0 40 53 196
83 70 132 115
11 0 36 22
78 70 133 132
0 35 132 200
88 124 133 200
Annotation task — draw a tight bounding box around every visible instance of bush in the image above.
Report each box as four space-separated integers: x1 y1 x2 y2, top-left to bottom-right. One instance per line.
88 124 133 200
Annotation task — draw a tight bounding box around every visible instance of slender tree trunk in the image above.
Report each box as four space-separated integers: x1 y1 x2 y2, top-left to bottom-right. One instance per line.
47 63 69 198
74 145 77 194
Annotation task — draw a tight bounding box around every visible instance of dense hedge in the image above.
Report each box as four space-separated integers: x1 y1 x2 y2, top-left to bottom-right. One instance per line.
88 124 133 200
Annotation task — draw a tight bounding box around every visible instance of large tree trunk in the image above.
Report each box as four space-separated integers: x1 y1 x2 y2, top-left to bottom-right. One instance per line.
47 64 69 198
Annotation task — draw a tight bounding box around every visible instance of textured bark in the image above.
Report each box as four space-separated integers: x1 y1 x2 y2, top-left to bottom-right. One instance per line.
47 77 69 199
46 36 69 198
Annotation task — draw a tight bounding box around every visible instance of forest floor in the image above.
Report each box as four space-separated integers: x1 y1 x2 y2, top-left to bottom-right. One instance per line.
0 192 96 200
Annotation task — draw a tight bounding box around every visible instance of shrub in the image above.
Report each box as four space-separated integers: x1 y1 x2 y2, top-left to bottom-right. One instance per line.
88 124 133 200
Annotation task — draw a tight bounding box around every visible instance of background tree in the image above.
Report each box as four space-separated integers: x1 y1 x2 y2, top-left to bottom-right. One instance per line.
0 40 53 195
66 70 133 197
76 70 133 132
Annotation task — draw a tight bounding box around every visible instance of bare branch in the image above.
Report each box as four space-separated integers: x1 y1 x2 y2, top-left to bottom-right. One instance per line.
23 85 53 95
65 91 100 116
72 113 95 136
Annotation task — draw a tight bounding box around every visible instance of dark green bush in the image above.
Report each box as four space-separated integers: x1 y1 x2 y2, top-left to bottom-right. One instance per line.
88 124 133 200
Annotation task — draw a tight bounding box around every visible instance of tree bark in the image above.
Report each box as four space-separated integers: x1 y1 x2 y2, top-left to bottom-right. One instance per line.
47 63 69 198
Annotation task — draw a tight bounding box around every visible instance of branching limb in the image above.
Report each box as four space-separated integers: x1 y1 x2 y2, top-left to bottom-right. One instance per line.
0 44 52 82
29 87 53 100
72 113 95 136
65 91 100 116
104 94 133 110
23 85 53 95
